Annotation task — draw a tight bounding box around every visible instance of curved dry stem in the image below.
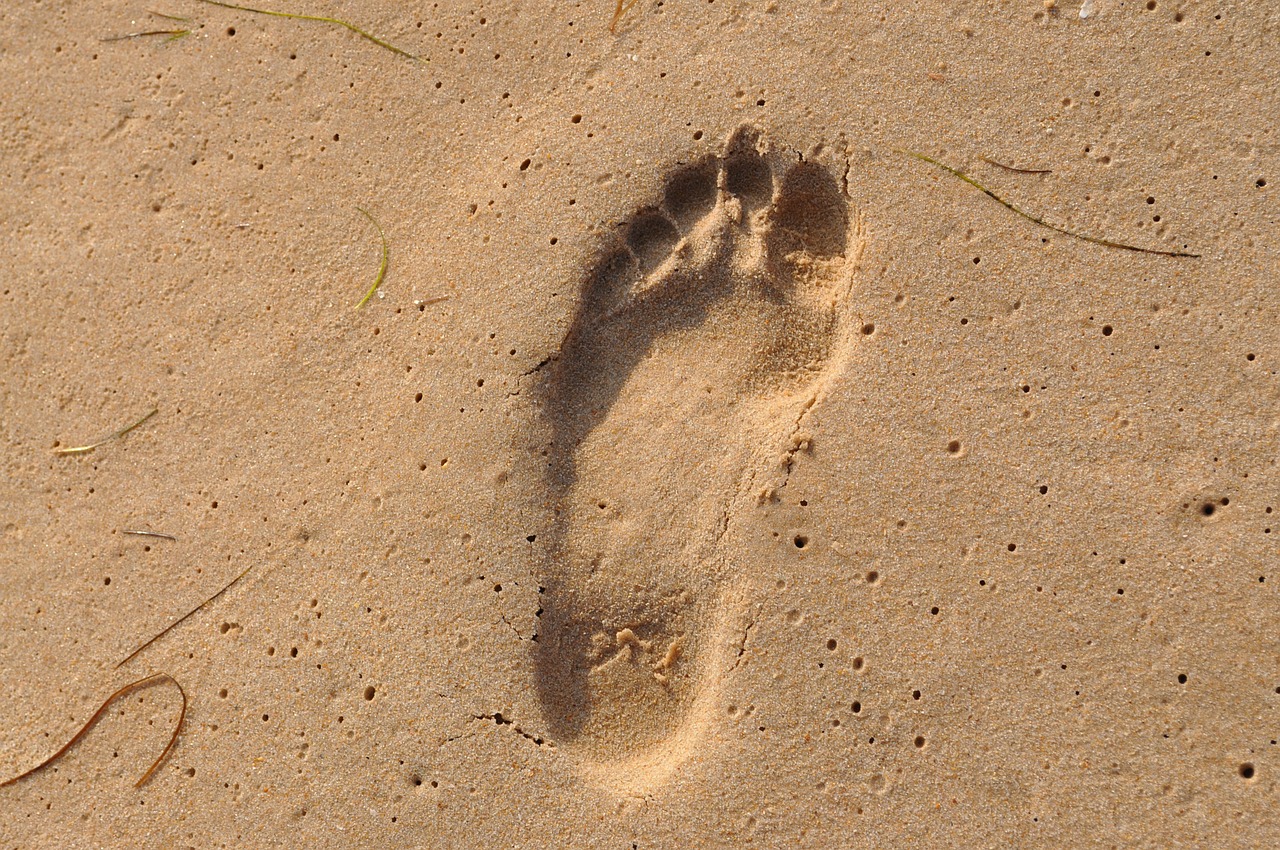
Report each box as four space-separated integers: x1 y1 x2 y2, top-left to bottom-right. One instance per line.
610 0 641 33
0 673 186 790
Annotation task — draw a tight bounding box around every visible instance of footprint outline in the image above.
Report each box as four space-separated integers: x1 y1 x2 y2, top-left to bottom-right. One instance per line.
528 124 864 791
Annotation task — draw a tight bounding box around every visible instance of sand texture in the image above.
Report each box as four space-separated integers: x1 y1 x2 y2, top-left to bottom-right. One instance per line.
1 0 1277 846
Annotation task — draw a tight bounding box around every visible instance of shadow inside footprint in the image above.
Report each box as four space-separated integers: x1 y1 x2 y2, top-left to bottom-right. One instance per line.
531 126 856 780
770 162 849 258
663 160 719 229
723 125 774 214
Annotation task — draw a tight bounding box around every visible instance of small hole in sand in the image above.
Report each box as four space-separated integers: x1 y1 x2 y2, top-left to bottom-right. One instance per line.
1239 763 1255 780
826 638 838 651
914 735 926 748
946 440 962 454
793 535 809 549
364 686 376 701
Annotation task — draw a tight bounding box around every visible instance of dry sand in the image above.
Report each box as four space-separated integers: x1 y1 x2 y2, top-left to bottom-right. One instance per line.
1 0 1277 846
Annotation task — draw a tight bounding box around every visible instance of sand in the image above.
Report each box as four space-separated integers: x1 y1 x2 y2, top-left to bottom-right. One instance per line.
1 0 1276 846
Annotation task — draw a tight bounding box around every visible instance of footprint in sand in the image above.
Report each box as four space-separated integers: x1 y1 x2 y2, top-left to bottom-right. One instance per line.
532 125 862 787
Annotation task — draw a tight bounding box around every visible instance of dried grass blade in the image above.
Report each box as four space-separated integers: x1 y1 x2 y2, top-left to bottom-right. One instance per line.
982 156 1053 175
122 530 178 541
53 407 158 456
116 566 253 669
101 29 191 42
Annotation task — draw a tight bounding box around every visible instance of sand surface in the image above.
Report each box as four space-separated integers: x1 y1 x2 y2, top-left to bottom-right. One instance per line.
1 0 1277 846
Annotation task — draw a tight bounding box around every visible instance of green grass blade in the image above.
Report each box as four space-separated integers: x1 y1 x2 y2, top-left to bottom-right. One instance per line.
354 207 388 310
194 0 418 60
901 150 1200 259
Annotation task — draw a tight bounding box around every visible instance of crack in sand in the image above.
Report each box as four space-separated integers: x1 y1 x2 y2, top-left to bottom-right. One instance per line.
469 713 553 748
729 618 757 674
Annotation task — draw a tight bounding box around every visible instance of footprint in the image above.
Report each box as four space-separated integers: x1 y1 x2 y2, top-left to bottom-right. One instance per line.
532 126 861 788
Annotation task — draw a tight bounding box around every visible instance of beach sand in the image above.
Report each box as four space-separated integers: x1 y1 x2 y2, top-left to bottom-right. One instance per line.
1 0 1276 846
